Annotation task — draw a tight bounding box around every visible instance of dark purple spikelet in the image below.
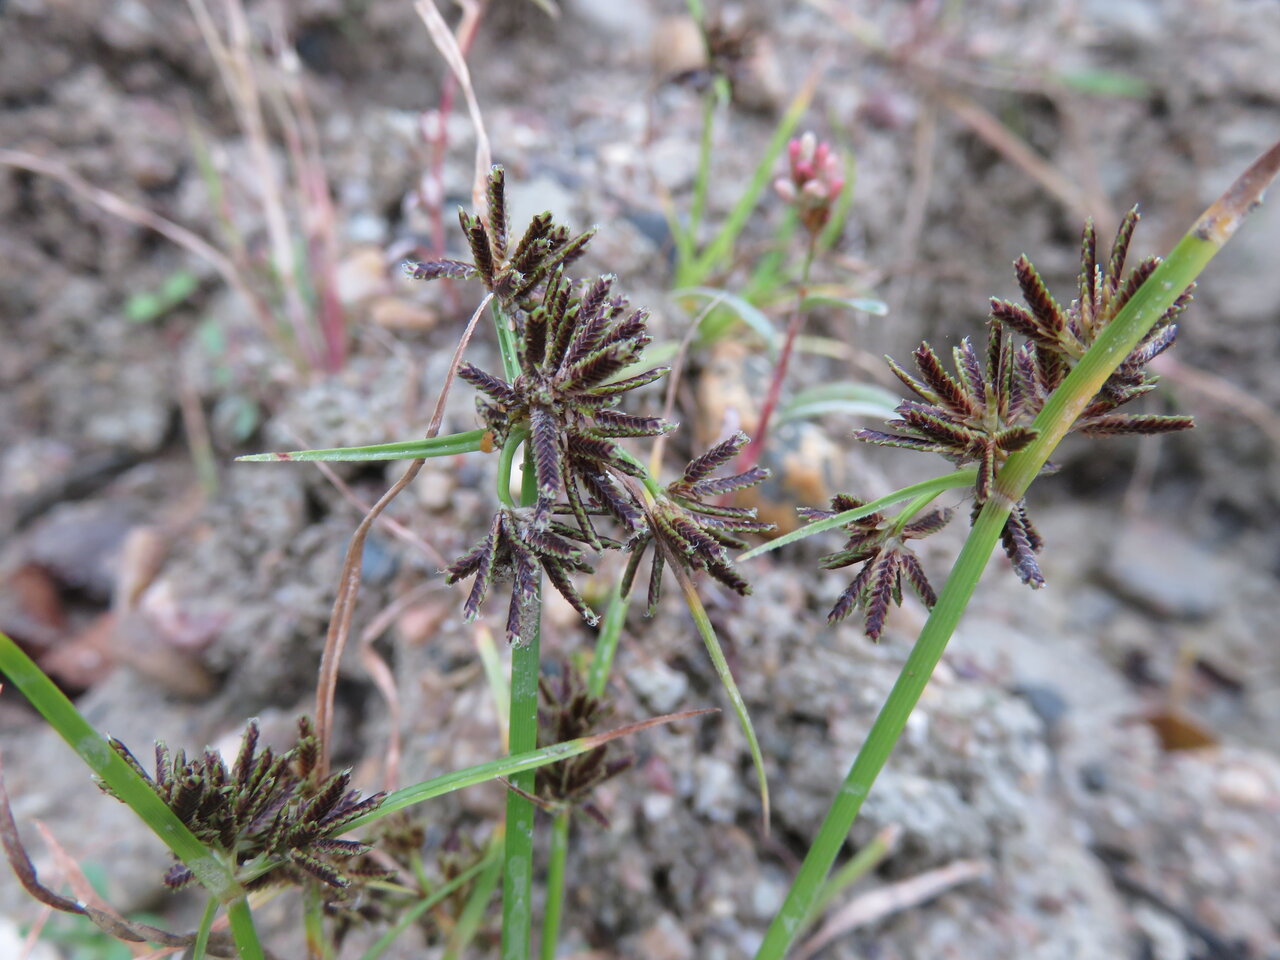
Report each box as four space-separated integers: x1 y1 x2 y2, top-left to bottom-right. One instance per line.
800 495 951 640
99 719 385 895
623 432 774 614
855 208 1195 594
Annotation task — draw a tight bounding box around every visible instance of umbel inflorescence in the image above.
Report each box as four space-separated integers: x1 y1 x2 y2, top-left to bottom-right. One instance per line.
409 167 772 643
101 718 386 894
820 209 1194 637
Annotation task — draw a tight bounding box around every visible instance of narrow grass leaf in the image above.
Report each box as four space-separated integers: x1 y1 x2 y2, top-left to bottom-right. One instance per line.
235 429 488 463
738 469 978 561
341 710 715 832
799 294 889 317
675 286 778 355
669 562 770 830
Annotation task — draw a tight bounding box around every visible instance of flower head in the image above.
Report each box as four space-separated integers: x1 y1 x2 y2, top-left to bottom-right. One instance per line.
799 496 951 640
774 132 845 234
849 208 1195 594
103 718 386 893
622 432 773 612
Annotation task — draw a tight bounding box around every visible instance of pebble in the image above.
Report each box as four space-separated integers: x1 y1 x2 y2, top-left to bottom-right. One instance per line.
634 912 695 960
369 295 438 331
626 657 690 715
692 756 738 823
1214 762 1271 808
1097 521 1227 620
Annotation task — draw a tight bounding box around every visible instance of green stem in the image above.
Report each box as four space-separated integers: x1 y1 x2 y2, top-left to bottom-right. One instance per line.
0 633 241 902
303 884 334 960
496 427 530 508
753 139 1280 960
493 300 522 383
502 441 543 960
502 611 541 960
888 491 943 537
226 896 267 960
610 446 664 498
362 855 492 960
191 895 219 960
587 581 630 699
540 810 572 960
738 469 977 561
754 505 1006 958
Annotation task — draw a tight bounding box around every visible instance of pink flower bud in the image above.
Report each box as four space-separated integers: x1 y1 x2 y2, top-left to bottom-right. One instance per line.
780 131 844 234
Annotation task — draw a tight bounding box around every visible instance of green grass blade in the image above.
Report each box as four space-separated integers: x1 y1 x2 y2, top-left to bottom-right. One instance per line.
587 582 630 699
738 469 977 561
501 600 541 960
445 836 503 960
807 824 898 928
475 624 511 736
687 93 717 246
362 855 492 960
235 429 488 463
539 810 572 960
799 294 889 316
671 565 769 828
342 713 708 833
674 286 779 354
0 633 240 901
685 79 816 284
191 895 219 960
778 382 900 424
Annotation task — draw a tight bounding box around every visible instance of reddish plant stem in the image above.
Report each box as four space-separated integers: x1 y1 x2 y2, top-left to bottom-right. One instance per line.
739 234 818 470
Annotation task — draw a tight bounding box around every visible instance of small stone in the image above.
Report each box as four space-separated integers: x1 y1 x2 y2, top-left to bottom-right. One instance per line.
1097 521 1227 620
651 16 706 79
626 657 689 715
635 911 695 960
414 464 455 511
643 792 676 823
27 500 140 601
1215 762 1271 807
0 917 59 960
369 295 438 331
335 246 390 307
692 756 738 823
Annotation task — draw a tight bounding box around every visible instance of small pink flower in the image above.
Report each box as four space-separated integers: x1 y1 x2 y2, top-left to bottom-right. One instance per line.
773 132 845 234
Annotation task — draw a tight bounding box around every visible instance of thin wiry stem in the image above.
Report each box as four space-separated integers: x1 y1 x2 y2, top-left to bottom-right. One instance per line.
314 293 491 777
539 810 572 960
740 232 818 471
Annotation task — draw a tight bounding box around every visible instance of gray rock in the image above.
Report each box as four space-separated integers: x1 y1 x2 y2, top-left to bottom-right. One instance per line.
1096 521 1228 620
626 657 690 715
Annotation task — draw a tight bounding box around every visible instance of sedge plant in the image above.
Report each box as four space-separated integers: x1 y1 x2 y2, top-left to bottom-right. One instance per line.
744 139 1280 957
5 120 1276 958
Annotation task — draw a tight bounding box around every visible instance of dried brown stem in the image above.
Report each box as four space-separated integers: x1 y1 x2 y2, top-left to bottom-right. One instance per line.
416 0 492 214
795 859 991 960
313 294 493 777
0 148 263 325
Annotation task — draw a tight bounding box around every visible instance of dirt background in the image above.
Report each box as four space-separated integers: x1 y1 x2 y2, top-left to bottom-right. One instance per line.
1 1 1278 958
